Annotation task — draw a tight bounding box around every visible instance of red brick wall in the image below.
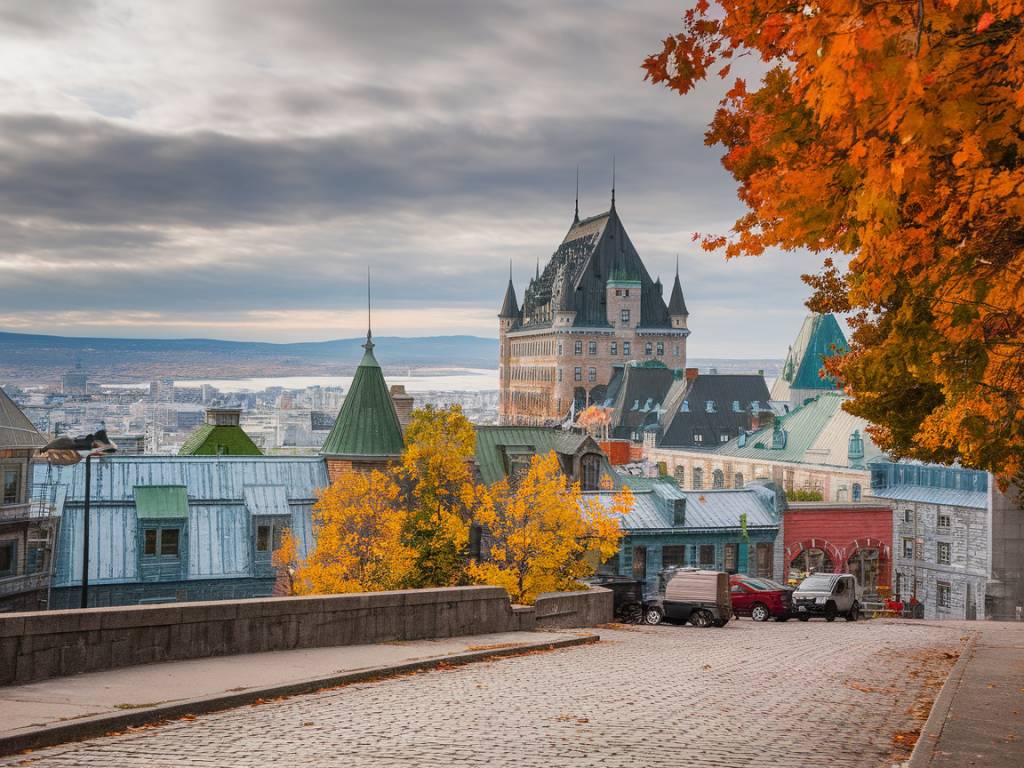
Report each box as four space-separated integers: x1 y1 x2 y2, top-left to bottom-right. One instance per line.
783 505 894 587
324 457 397 483
598 439 633 465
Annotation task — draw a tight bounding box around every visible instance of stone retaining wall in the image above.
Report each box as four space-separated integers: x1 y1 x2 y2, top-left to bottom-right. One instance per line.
533 587 613 629
0 586 529 685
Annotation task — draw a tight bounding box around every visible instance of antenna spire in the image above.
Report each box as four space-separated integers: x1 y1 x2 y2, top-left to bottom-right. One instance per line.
675 253 679 276
574 166 580 224
364 266 374 352
509 258 513 281
611 155 616 210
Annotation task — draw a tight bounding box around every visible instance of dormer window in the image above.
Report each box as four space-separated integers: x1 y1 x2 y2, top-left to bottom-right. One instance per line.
732 400 741 412
751 400 760 411
680 400 690 412
705 400 717 413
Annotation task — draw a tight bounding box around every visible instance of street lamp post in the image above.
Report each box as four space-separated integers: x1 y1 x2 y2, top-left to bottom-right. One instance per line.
39 429 117 610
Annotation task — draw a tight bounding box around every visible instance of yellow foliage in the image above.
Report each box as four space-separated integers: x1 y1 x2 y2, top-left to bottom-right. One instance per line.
468 452 628 604
282 469 415 595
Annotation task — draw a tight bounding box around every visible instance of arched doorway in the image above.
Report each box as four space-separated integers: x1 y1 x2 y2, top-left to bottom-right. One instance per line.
790 547 835 581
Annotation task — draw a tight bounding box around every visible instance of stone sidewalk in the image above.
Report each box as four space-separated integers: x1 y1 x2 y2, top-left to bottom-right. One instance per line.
911 621 1024 767
0 630 593 755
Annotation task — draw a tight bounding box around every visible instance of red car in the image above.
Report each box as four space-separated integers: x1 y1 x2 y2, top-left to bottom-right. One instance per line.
729 575 793 622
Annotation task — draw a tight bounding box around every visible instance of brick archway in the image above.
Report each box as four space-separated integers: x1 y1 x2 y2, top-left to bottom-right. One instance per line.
844 537 891 591
786 538 846 566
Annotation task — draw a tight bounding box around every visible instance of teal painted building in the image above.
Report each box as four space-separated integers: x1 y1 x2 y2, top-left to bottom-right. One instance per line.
588 479 784 593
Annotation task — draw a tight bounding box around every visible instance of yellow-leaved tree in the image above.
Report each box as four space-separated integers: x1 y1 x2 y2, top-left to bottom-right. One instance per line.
278 468 414 594
468 451 629 604
398 405 478 588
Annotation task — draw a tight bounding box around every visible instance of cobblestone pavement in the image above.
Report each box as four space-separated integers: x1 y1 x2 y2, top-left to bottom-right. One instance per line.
1 619 968 768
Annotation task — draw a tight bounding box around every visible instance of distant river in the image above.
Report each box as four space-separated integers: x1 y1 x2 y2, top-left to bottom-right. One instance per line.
170 368 500 393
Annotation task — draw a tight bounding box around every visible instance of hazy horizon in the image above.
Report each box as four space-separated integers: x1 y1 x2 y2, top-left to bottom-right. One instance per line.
0 1 846 358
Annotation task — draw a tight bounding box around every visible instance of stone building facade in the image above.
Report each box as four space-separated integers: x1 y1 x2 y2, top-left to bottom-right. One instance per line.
870 461 990 620
499 199 689 425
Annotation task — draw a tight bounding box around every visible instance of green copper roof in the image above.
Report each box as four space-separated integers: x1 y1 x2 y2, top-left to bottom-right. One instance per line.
134 485 189 519
474 426 597 486
320 337 405 458
179 424 262 456
780 314 847 390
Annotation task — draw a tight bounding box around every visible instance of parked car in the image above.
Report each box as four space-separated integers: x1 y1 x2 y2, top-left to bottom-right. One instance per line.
645 569 732 627
729 575 793 622
791 573 861 622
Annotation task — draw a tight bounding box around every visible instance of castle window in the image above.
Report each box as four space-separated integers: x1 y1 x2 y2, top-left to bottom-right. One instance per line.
557 369 562 382
557 342 563 355
656 342 664 356
620 309 630 324
615 289 622 297
623 341 631 356
574 341 582 355
588 341 597 355
574 367 582 382
674 345 680 356
610 342 617 355
588 367 597 382
693 433 704 444
705 400 717 413
624 289 630 297
645 342 653 355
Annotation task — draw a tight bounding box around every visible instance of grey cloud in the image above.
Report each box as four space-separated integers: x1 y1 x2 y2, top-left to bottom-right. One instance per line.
0 0 95 36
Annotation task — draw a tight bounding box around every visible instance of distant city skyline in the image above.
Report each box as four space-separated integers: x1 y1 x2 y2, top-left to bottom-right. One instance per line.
0 1 846 357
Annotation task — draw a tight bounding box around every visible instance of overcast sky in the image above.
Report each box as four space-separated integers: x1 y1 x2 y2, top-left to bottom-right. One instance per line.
0 0 836 358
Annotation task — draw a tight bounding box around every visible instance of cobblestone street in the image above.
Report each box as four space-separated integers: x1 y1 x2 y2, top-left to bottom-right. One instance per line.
1 620 967 768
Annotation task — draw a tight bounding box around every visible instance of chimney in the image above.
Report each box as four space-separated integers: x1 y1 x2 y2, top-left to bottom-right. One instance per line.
389 385 415 433
685 367 699 382
205 407 241 427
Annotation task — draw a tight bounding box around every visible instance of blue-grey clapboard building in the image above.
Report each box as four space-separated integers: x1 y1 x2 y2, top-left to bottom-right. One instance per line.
35 456 326 608
589 478 784 593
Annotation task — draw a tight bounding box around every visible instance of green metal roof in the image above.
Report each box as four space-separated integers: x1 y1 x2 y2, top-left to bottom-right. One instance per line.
179 424 262 456
779 314 847 390
708 393 881 467
474 426 597 486
133 485 189 519
320 338 405 458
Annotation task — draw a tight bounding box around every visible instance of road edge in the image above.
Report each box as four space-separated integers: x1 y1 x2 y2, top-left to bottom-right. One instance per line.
0 633 598 758
905 630 979 768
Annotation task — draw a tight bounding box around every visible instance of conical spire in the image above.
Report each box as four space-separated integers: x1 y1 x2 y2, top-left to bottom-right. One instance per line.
668 257 688 316
320 276 404 459
499 260 520 318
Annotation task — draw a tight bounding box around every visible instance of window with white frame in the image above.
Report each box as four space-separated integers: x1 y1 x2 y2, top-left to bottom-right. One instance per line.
937 581 951 608
902 537 914 558
2 468 18 505
937 541 951 565
903 509 914 524
938 512 951 530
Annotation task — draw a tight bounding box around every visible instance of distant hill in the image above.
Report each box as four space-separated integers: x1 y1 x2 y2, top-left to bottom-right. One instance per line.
0 330 499 385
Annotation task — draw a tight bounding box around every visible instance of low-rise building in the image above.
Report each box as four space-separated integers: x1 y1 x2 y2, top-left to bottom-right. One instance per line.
36 455 326 608
587 479 784 593
782 501 894 596
647 393 882 502
870 460 989 620
474 426 614 489
0 387 51 612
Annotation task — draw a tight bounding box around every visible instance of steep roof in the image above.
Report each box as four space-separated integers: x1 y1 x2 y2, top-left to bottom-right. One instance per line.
474 426 604 485
179 424 262 456
0 386 45 449
499 276 520 318
320 336 405 459
667 273 688 316
609 363 678 438
513 206 673 330
660 374 772 448
709 393 882 468
771 314 847 401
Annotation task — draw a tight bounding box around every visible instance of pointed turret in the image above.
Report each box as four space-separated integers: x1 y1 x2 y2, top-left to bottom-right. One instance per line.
321 278 405 477
499 263 520 319
668 273 688 317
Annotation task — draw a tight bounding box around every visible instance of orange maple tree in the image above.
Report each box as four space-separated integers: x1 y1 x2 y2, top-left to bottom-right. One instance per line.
645 1 1024 485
